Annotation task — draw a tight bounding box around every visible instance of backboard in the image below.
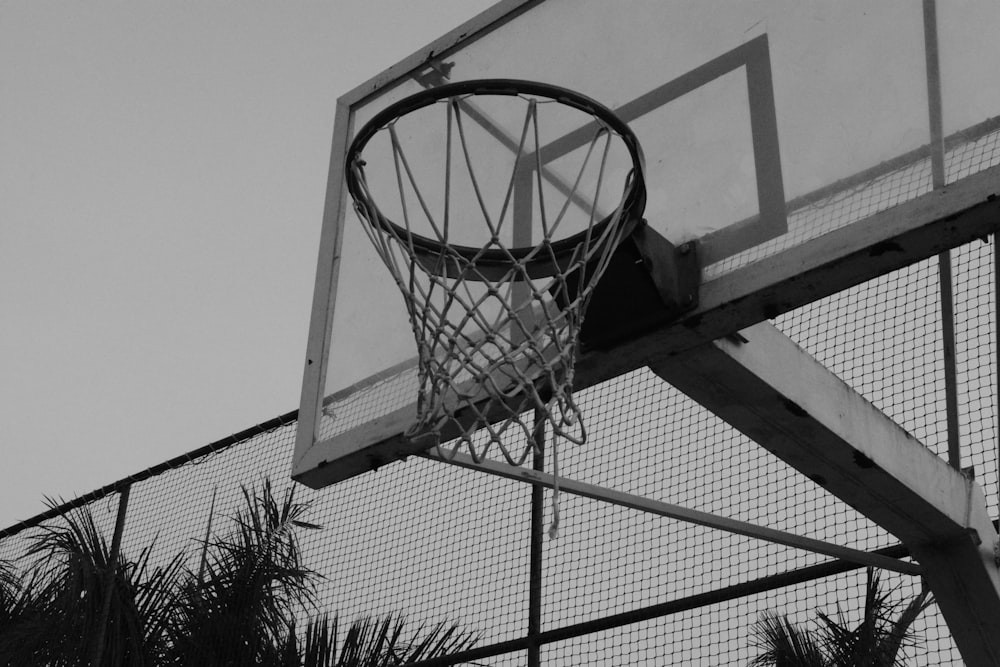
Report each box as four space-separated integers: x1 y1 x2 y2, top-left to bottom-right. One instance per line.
294 0 1000 488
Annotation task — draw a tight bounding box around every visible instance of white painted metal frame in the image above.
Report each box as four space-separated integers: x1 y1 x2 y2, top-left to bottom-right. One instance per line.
294 0 789 486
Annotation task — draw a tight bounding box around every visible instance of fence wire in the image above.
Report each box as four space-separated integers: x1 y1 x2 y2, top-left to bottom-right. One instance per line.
2 121 999 664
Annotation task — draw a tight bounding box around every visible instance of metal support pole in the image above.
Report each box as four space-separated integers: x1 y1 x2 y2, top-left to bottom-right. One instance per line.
90 483 131 667
923 0 962 470
527 410 545 667
429 450 922 576
197 487 218 583
923 0 946 182
995 235 1000 504
405 543 913 667
938 253 962 470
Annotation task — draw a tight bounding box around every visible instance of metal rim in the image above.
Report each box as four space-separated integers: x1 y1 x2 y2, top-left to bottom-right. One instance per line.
345 79 647 278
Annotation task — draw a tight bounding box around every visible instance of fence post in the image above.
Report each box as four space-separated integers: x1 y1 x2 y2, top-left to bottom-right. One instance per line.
923 0 962 471
528 409 546 667
90 483 131 667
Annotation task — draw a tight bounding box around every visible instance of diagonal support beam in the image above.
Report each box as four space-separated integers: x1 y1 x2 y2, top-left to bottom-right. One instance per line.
651 321 1000 665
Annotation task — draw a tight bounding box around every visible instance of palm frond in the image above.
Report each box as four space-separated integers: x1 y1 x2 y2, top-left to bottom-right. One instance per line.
0 557 20 625
279 613 481 667
165 479 321 665
0 558 16 595
750 610 830 667
752 568 935 667
817 569 933 667
0 504 181 667
0 562 47 665
3 479 481 667
397 619 481 664
301 614 336 667
880 581 933 663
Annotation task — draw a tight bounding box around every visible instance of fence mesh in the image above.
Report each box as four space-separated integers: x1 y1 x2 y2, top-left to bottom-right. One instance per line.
2 122 999 664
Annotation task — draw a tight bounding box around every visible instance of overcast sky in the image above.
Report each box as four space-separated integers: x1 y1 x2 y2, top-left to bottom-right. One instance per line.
0 1 496 529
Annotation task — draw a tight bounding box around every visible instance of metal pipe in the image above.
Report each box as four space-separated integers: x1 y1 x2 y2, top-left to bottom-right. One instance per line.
90 483 131 667
996 235 1000 505
923 0 962 470
405 543 911 667
938 252 962 470
923 0 946 188
427 450 921 576
527 410 545 667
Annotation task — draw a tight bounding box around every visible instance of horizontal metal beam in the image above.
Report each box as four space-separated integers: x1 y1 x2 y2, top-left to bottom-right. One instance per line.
405 543 912 667
423 450 922 576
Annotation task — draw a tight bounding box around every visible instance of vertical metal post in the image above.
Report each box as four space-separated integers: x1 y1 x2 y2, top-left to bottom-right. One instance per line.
515 124 543 664
923 0 962 470
527 410 546 667
197 487 218 583
937 254 962 471
90 483 131 667
512 156 537 345
995 236 1000 501
923 0 946 186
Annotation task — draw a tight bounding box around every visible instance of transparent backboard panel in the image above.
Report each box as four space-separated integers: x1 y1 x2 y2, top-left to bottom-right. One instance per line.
321 0 958 396
938 2 1000 138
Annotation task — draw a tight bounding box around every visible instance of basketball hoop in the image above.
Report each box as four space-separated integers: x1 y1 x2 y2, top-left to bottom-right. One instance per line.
345 79 646 466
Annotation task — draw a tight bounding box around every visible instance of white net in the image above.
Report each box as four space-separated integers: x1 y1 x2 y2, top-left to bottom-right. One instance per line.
346 82 645 466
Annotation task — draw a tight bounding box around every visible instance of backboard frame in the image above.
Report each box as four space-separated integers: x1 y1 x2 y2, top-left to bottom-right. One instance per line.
294 0 788 484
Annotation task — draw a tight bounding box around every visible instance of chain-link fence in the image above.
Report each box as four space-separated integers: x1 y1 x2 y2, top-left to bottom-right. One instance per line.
2 120 999 665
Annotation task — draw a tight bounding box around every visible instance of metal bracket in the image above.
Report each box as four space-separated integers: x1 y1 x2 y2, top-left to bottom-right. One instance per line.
567 220 700 351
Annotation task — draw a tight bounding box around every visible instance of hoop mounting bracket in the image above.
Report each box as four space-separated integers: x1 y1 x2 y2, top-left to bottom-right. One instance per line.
559 221 700 351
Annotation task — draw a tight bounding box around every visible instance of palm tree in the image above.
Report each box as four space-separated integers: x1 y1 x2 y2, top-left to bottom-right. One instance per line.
0 506 182 666
0 557 35 648
165 480 479 666
0 557 17 621
0 479 478 666
163 479 321 666
750 568 934 667
751 611 829 667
